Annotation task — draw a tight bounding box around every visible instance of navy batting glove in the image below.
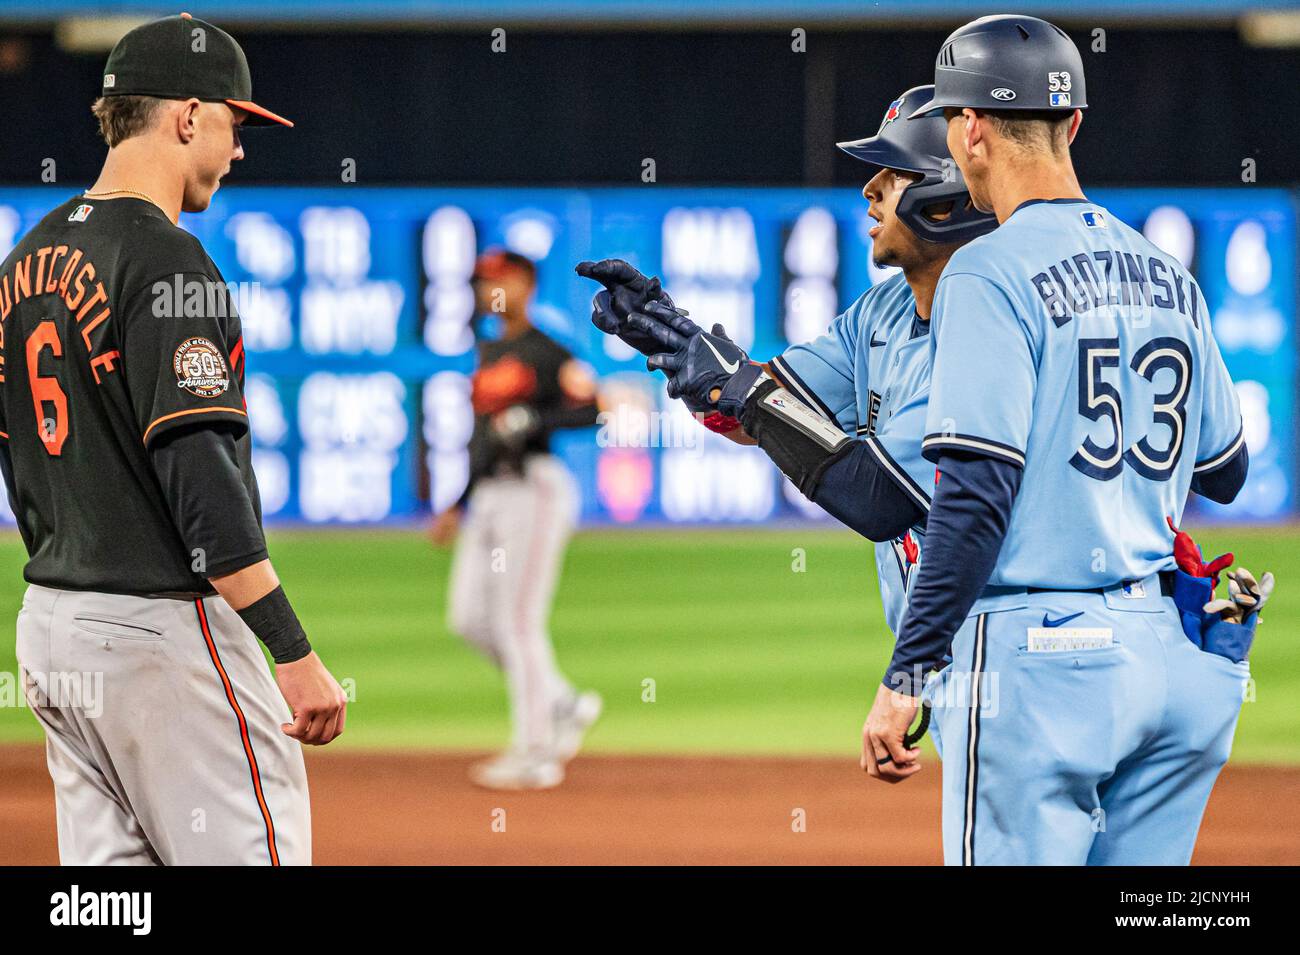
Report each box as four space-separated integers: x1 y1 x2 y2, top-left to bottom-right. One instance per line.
576 259 681 357
632 306 752 412
713 362 766 419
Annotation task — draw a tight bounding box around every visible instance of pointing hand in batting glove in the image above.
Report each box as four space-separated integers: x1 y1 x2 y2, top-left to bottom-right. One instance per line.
627 302 766 418
575 259 680 357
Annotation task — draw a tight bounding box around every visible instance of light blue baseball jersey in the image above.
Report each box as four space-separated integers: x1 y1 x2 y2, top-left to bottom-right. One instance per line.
771 272 933 634
923 199 1244 589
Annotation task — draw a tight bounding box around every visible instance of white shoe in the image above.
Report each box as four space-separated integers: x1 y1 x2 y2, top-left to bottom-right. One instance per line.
551 690 603 763
468 751 565 791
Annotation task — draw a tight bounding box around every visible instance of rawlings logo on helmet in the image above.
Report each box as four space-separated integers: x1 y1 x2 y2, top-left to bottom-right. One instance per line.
990 87 1017 101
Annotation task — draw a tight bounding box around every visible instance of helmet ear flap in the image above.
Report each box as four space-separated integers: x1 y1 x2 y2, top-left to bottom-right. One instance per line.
895 172 997 245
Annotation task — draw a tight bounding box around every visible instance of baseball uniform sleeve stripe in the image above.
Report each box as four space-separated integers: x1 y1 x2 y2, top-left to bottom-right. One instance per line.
194 598 281 866
769 355 837 422
922 433 1027 468
1194 425 1245 473
142 406 248 446
864 436 931 511
962 612 988 867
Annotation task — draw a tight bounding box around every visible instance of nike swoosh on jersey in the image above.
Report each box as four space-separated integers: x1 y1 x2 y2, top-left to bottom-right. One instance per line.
870 335 887 347
1042 611 1085 628
701 336 740 374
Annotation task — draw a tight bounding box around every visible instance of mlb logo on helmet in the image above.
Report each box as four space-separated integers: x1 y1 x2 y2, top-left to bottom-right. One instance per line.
1081 211 1106 229
68 204 93 223
879 98 904 129
1050 92 1071 107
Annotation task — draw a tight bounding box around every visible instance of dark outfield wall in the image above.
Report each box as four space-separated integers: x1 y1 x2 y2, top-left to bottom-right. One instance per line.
0 25 1294 187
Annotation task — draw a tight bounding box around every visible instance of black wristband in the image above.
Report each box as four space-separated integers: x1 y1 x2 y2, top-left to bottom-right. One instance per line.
738 377 782 436
237 585 312 664
712 362 765 419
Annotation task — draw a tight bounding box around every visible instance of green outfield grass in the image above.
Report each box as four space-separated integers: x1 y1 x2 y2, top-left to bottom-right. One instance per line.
0 527 1295 762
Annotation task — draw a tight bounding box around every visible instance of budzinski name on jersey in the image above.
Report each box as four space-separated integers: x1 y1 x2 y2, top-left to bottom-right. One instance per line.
923 199 1243 590
1031 248 1201 328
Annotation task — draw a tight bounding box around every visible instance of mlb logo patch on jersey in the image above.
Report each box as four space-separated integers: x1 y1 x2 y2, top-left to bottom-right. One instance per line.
68 204 93 223
1081 210 1106 229
1050 92 1071 107
1121 579 1146 598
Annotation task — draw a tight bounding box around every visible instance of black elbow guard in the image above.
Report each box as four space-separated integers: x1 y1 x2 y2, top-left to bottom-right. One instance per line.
740 379 851 496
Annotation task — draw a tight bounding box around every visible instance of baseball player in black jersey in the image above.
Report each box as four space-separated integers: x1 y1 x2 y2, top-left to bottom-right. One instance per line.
430 250 603 790
0 14 345 865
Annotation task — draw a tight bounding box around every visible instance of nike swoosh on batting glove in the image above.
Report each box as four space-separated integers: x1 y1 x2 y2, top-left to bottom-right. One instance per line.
632 306 750 412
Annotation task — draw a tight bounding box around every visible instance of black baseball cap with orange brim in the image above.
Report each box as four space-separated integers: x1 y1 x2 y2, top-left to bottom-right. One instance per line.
100 12 292 127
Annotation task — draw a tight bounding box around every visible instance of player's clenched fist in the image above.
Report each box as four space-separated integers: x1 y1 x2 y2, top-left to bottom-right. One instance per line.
275 651 349 746
862 683 922 784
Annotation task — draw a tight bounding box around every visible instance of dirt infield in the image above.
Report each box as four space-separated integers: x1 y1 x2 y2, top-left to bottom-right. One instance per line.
1 744 1296 865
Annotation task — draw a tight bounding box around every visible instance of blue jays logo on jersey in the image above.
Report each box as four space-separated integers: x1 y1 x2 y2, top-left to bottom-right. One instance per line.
878 98 904 131
890 530 921 589
1081 210 1106 229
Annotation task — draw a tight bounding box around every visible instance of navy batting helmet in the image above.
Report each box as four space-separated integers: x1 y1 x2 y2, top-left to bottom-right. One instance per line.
910 15 1086 118
837 84 996 245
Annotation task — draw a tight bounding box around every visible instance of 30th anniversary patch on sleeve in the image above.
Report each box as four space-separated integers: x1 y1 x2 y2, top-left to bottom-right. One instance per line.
172 338 230 397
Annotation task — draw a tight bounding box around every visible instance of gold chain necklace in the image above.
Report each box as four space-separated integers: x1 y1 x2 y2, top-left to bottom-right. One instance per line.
83 187 162 209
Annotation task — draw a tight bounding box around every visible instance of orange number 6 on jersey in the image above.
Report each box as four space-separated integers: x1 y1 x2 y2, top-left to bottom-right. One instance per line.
26 321 69 456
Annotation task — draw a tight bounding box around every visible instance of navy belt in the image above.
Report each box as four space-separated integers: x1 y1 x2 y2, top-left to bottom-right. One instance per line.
982 570 1176 601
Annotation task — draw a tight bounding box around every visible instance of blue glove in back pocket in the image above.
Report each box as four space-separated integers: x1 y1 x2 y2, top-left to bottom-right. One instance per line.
1171 568 1213 649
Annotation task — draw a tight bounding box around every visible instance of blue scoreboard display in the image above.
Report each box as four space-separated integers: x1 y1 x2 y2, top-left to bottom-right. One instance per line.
0 186 1293 525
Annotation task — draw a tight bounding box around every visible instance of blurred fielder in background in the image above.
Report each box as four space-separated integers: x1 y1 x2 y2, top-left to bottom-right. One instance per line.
431 250 603 790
